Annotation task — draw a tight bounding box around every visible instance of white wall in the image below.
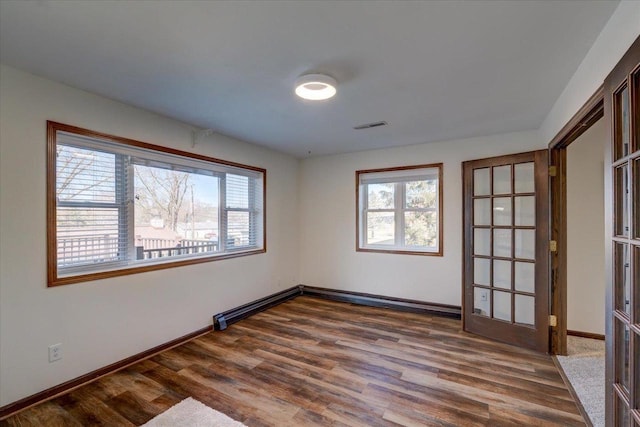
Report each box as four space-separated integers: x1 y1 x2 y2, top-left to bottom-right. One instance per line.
298 132 545 305
540 0 640 143
0 65 299 406
566 119 606 335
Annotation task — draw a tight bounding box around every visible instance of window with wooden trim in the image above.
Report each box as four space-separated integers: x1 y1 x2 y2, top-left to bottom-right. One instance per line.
356 164 443 255
47 122 265 286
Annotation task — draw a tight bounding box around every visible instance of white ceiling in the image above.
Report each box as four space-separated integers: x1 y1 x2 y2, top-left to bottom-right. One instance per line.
0 0 619 158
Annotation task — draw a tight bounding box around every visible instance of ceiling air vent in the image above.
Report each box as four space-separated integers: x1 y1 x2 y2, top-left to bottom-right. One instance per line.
353 121 388 130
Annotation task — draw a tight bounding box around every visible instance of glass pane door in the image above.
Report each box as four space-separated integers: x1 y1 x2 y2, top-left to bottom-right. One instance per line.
605 41 639 426
463 150 549 352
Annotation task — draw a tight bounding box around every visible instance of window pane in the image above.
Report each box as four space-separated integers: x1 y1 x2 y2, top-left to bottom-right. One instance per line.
57 145 116 203
514 162 535 193
493 260 511 289
474 228 491 256
474 198 491 226
493 197 512 226
614 85 630 160
493 229 512 258
514 196 535 226
404 211 437 247
634 159 640 240
134 166 220 260
635 330 640 410
474 168 490 196
615 391 630 426
515 295 535 326
474 287 490 317
474 258 490 286
368 183 395 209
57 207 121 267
226 174 249 209
185 175 219 240
635 70 640 153
636 247 640 326
515 229 535 260
615 242 631 316
366 212 395 245
405 180 437 209
228 211 250 247
514 261 535 293
493 165 511 194
56 144 124 269
493 291 511 322
615 165 629 237
615 318 630 392
622 86 629 156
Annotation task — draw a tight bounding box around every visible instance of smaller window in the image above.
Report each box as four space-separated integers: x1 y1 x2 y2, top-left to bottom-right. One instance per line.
357 164 443 256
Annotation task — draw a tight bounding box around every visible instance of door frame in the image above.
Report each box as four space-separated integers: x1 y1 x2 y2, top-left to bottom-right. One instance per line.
548 87 604 356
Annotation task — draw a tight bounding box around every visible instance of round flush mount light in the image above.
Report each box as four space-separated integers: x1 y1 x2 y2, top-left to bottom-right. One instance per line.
295 73 337 100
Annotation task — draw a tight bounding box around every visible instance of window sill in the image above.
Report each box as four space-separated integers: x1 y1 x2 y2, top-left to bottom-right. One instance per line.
48 248 266 287
356 247 442 257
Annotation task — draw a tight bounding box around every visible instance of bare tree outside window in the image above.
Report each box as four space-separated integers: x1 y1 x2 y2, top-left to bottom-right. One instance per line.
134 166 191 232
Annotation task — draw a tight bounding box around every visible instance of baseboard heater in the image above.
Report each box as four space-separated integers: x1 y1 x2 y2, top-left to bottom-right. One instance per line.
213 286 301 330
213 284 461 331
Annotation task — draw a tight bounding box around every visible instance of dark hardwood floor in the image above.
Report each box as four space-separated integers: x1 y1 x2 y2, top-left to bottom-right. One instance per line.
2 296 585 426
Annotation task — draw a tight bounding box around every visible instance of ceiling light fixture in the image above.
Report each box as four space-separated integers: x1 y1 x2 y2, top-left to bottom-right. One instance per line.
295 73 337 101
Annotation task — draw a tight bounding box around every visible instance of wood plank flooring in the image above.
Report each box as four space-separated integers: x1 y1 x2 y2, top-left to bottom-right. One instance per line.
1 296 585 426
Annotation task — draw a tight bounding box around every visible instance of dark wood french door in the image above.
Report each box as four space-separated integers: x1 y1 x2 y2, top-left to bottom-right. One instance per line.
463 150 550 353
604 37 640 427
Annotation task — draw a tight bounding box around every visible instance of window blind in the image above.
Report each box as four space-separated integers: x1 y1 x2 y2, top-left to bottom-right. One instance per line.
56 144 129 270
359 167 439 185
224 174 262 249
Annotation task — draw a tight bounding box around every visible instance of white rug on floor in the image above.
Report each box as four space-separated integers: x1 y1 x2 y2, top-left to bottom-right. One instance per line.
141 397 247 427
556 336 605 427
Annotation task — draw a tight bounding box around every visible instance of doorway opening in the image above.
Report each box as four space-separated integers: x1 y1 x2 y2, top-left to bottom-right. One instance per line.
548 86 604 426
566 117 606 341
553 115 607 427
549 87 604 355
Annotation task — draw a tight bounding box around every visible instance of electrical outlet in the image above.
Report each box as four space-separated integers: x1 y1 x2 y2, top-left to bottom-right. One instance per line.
480 291 488 302
48 343 62 362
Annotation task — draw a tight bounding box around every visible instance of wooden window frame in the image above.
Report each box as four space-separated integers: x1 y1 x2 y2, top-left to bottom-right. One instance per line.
47 121 266 287
355 163 443 256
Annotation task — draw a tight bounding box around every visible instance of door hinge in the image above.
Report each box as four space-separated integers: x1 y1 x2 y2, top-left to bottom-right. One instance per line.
549 315 557 327
549 240 557 252
549 165 557 177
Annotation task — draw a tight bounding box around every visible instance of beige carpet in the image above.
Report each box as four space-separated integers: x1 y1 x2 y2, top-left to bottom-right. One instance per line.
556 336 605 427
141 398 247 427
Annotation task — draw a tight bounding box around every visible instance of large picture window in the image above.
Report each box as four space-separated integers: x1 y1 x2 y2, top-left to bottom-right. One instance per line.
356 164 443 256
47 122 265 286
